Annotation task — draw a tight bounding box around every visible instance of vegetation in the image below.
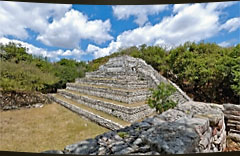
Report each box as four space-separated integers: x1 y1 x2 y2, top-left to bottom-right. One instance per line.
0 42 88 93
117 131 129 138
87 42 240 104
0 41 239 104
147 82 177 113
0 61 58 92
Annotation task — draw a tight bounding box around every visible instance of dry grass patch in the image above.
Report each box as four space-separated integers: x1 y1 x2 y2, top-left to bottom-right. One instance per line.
0 103 108 153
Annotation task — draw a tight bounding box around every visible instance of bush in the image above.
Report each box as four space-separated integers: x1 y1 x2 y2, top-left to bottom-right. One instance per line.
0 61 58 92
147 82 177 114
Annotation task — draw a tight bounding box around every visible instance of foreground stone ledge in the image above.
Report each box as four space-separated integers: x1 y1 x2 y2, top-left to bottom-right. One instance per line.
45 101 226 155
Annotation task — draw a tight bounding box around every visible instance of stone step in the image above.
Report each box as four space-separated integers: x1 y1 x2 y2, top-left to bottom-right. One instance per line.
66 83 151 104
49 94 130 130
85 71 141 80
75 78 148 89
58 89 154 122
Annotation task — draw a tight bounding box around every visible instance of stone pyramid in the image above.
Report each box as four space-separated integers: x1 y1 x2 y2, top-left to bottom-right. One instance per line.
50 55 191 130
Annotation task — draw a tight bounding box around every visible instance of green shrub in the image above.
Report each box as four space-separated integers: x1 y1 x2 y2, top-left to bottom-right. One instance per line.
147 82 177 114
0 61 58 92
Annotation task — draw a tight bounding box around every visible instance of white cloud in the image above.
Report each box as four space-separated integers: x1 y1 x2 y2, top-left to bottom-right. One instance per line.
89 2 236 59
0 37 85 62
221 17 240 32
218 41 231 47
0 1 71 39
0 1 113 49
112 5 168 26
37 9 113 49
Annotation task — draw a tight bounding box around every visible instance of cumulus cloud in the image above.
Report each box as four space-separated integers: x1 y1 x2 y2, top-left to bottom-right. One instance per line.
89 2 237 59
0 37 85 62
112 5 168 26
221 17 240 32
37 9 113 49
0 1 71 39
0 1 113 49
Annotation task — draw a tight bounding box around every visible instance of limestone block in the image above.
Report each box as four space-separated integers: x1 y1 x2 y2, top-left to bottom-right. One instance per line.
224 114 240 121
223 104 240 111
228 132 240 142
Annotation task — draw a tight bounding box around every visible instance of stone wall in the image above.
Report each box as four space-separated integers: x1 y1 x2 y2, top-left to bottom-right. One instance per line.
44 101 227 155
223 104 240 142
85 55 192 105
76 78 148 90
58 89 154 122
49 95 124 130
66 83 151 104
0 91 50 111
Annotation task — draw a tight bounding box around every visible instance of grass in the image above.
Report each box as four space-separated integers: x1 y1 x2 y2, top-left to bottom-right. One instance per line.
0 103 108 153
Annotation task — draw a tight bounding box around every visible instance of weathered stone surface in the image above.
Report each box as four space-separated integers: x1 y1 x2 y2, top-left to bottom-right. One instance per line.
58 89 154 122
84 55 191 104
224 114 240 121
41 150 64 154
228 119 240 125
143 121 200 154
224 110 240 116
228 132 240 142
223 104 240 111
50 95 123 130
177 117 209 135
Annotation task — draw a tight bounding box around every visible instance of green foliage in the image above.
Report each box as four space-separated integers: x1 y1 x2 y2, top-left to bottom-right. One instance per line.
166 42 239 103
53 59 88 89
0 43 89 93
117 132 129 138
0 42 33 63
230 44 240 96
87 42 239 103
147 82 177 114
0 61 58 92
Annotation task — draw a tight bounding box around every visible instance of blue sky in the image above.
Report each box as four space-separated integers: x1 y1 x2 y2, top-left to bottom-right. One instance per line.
0 1 239 62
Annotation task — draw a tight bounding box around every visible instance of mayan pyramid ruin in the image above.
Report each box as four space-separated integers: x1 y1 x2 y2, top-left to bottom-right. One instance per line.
50 55 191 130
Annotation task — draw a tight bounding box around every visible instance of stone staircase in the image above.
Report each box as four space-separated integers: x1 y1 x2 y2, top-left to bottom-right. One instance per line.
49 55 191 130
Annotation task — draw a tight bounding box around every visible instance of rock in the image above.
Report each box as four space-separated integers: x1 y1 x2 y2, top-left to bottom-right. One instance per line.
98 147 107 155
34 103 43 108
228 119 240 125
114 147 134 155
41 150 64 154
111 144 128 153
177 117 209 135
194 112 222 127
151 117 166 125
158 109 187 122
224 114 240 121
223 104 240 111
199 131 211 148
64 139 98 154
138 122 151 128
138 145 150 152
113 134 123 141
133 138 143 145
143 120 200 154
223 110 240 116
